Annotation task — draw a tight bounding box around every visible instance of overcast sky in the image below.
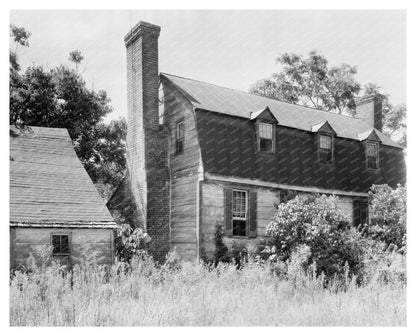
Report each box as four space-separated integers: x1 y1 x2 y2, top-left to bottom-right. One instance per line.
9 10 406 121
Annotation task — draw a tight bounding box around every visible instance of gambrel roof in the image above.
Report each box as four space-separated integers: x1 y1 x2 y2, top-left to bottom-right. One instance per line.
10 126 116 227
160 73 401 149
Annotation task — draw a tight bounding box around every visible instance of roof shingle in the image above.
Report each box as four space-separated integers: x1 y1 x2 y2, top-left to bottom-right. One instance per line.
10 126 115 225
161 73 401 148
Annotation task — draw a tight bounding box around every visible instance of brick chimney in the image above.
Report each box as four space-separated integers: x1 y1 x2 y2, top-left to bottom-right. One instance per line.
125 21 170 261
355 95 383 131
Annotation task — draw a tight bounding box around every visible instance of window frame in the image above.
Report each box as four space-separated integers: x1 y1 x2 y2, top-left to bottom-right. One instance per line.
318 133 334 165
51 233 71 257
232 189 248 237
353 200 369 227
365 141 379 170
175 119 185 155
257 121 275 154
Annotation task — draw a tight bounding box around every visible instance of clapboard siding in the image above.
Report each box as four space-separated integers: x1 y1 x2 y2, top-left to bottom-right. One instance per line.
162 79 201 261
200 181 280 258
10 227 114 269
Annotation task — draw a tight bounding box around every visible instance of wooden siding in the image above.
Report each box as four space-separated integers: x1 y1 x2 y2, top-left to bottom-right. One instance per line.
162 80 201 261
195 110 406 193
200 181 280 259
10 227 114 269
201 181 357 258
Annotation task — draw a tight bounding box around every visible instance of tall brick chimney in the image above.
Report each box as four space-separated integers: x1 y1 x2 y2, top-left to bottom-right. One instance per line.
355 95 383 131
125 21 170 261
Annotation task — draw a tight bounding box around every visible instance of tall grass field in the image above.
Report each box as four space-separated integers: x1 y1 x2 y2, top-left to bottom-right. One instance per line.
9 256 406 326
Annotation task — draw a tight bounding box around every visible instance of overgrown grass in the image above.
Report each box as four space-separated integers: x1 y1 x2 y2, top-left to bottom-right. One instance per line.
9 254 406 326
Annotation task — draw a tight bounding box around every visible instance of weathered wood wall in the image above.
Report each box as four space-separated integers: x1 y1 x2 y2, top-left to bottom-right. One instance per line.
200 180 280 258
10 227 114 269
200 180 356 259
162 80 201 261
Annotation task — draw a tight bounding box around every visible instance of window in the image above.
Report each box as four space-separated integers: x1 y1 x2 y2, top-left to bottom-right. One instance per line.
353 200 369 226
319 134 333 164
175 120 185 154
232 189 248 236
366 142 379 169
52 234 70 256
258 122 274 152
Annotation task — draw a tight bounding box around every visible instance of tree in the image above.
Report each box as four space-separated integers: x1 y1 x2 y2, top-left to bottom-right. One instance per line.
69 50 84 72
250 50 406 146
9 25 126 197
250 50 361 115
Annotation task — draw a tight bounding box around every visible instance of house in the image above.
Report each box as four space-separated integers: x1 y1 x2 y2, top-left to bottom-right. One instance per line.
107 21 406 262
10 126 117 269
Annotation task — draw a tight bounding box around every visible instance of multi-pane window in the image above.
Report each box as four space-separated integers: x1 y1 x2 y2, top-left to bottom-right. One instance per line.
319 134 333 164
259 122 274 152
175 120 185 154
366 142 379 169
232 190 247 236
52 234 70 255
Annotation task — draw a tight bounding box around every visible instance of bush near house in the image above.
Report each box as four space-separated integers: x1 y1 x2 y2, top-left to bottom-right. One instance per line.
365 184 406 252
265 185 406 281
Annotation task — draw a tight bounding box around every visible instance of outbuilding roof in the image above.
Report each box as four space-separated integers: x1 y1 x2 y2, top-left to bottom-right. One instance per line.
160 73 401 148
10 126 116 227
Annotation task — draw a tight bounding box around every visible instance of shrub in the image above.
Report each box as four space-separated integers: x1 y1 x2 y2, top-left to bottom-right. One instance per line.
213 223 230 265
115 224 150 263
365 184 406 252
266 194 366 279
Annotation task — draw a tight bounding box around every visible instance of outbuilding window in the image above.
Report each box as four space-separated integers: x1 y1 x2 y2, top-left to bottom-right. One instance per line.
366 141 379 169
175 119 185 154
52 234 70 256
258 122 274 153
319 134 333 164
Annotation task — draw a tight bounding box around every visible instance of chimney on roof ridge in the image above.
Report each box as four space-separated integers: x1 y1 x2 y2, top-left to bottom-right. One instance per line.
355 94 383 132
125 21 170 262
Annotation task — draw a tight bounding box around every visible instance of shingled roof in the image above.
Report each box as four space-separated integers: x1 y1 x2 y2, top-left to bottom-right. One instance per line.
160 73 401 148
10 126 116 227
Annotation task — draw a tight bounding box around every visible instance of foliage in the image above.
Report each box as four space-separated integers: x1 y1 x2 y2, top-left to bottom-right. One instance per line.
10 256 406 326
213 223 230 264
250 50 361 114
9 25 127 196
68 50 84 72
115 224 149 263
266 194 367 278
364 184 407 252
250 51 407 147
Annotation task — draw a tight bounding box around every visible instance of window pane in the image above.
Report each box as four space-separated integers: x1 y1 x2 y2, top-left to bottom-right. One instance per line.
176 121 184 139
319 148 332 164
320 135 332 149
259 123 273 139
232 190 247 219
61 235 69 253
233 220 246 236
367 143 376 157
260 138 273 152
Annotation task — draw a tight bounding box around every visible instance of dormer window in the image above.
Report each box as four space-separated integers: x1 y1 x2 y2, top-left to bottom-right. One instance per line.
258 122 274 153
366 141 379 169
319 134 333 164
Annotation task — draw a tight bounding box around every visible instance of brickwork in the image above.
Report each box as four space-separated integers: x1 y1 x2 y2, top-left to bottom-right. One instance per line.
356 95 383 131
125 22 170 262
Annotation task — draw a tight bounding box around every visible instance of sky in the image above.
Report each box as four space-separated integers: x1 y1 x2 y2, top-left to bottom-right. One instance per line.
9 10 406 122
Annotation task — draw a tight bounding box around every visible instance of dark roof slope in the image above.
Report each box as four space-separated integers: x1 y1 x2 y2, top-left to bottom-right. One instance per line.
10 126 115 226
160 73 401 148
